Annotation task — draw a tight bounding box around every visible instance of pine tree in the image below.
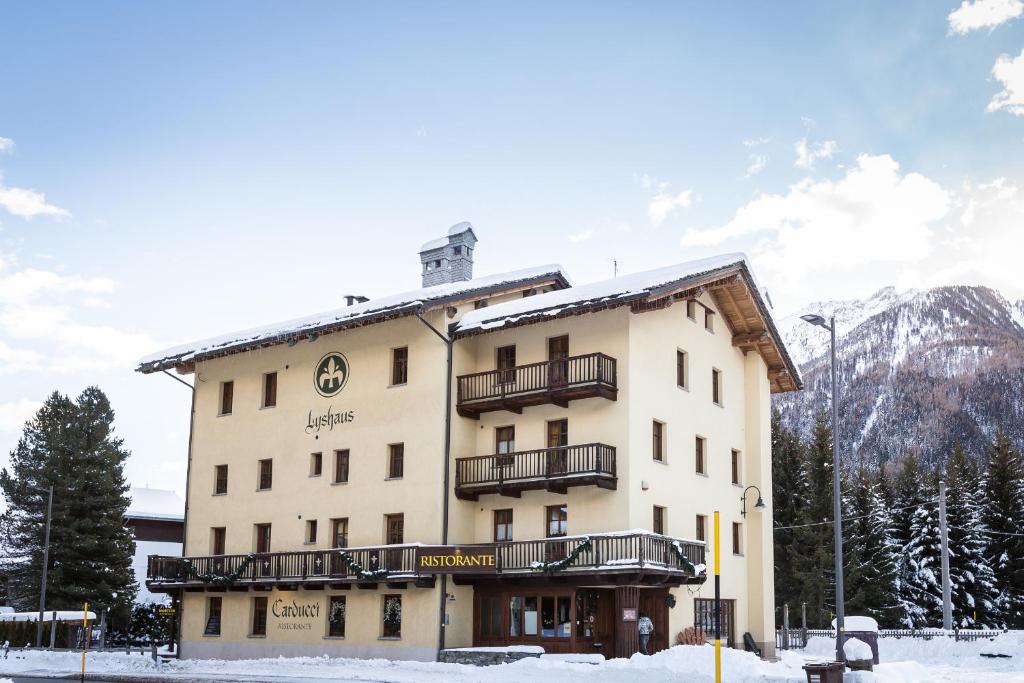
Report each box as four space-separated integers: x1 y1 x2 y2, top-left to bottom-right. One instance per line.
0 388 137 620
793 412 836 627
771 408 809 615
945 442 1000 627
890 452 927 626
843 466 903 626
903 468 943 627
982 431 1024 628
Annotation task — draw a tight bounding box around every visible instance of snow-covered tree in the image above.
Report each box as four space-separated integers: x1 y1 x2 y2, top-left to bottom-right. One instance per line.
843 466 903 627
792 413 837 627
945 442 1000 627
771 409 810 615
982 431 1024 628
890 452 930 626
902 470 943 627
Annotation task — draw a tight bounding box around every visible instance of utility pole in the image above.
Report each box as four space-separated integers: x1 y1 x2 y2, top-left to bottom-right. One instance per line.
939 480 952 631
36 485 54 648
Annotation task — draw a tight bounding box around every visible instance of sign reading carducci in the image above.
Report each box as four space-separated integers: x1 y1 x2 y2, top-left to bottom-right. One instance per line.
272 598 320 631
315 352 350 397
416 546 498 574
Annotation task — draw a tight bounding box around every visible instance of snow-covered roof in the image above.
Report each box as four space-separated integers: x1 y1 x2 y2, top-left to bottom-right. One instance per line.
419 236 448 252
126 486 185 522
454 254 802 393
138 265 569 373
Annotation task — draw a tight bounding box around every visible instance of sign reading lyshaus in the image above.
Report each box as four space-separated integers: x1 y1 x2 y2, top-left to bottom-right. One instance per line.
305 352 356 436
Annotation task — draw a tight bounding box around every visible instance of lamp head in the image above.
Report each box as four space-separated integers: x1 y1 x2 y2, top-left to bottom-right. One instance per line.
755 496 766 510
800 313 828 328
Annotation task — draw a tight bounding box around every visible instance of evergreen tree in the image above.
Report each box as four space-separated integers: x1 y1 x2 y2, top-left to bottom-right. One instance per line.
0 388 137 620
793 412 836 627
945 442 1000 627
890 451 927 626
982 431 1024 628
771 408 809 616
902 468 943 627
842 466 903 626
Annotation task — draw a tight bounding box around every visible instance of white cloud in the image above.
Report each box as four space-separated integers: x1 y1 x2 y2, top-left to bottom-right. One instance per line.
988 48 1024 116
948 0 1023 34
794 138 839 169
0 175 70 219
0 398 41 433
567 230 593 243
743 137 771 148
648 189 695 226
0 137 13 154
745 154 769 177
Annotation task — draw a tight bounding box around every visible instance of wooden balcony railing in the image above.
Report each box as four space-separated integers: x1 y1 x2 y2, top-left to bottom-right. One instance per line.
455 443 617 500
146 532 705 592
456 352 617 417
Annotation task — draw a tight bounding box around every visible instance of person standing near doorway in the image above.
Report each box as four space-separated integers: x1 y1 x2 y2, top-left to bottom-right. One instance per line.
638 612 654 655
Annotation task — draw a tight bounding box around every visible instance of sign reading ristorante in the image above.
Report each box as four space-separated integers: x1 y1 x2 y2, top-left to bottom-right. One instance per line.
416 546 498 574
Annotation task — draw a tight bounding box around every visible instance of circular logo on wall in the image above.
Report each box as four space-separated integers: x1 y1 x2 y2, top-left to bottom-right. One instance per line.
314 352 350 397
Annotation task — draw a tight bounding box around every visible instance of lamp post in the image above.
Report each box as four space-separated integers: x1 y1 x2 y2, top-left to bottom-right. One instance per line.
799 313 845 664
30 484 54 648
740 485 766 518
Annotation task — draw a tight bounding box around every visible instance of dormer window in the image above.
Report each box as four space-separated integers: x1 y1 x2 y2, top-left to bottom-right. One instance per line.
453 246 462 256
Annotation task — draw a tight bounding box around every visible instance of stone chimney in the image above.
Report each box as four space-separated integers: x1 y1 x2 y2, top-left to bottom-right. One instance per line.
419 222 478 287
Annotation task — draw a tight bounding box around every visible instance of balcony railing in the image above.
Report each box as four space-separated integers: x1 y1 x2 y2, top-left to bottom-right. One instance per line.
146 532 704 591
456 352 617 417
455 443 616 500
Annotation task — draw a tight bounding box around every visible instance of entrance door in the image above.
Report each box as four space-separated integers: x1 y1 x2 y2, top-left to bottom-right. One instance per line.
638 589 671 654
385 514 404 570
548 336 569 386
575 589 615 659
255 523 272 577
546 419 568 475
545 505 567 561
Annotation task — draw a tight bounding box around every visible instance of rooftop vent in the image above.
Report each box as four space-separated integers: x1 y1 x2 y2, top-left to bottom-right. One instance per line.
344 295 369 306
419 222 478 287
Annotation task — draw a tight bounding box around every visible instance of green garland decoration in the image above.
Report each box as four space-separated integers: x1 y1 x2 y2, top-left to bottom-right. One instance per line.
669 541 705 578
335 549 390 581
530 537 593 573
181 554 256 586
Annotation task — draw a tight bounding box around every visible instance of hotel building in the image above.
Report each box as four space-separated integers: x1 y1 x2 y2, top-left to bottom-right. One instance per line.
140 223 800 661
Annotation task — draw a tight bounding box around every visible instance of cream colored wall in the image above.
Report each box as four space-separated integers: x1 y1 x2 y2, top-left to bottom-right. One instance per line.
624 293 774 649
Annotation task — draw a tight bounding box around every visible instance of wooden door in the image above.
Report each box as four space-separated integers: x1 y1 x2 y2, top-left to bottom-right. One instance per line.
385 514 404 570
255 524 272 577
548 336 569 386
575 589 615 658
546 419 568 475
638 589 671 654
545 505 567 561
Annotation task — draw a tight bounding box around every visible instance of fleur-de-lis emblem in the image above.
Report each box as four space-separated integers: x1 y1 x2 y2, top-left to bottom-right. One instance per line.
314 352 350 397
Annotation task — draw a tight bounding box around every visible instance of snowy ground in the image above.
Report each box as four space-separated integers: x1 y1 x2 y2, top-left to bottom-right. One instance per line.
0 632 1020 683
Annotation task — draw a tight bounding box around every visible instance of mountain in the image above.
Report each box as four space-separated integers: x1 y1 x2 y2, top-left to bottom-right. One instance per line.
773 285 1024 469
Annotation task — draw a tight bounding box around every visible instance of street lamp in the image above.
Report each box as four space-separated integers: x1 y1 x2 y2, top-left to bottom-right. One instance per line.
800 313 845 664
740 485 766 518
29 484 54 648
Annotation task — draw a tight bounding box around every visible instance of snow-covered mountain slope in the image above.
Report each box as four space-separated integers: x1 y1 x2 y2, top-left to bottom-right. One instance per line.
774 286 1024 468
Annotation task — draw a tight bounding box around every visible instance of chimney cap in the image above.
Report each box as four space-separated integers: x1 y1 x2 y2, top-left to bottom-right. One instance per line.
448 221 475 237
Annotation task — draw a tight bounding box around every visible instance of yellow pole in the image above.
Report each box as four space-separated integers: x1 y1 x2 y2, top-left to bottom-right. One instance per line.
81 602 88 683
714 511 721 683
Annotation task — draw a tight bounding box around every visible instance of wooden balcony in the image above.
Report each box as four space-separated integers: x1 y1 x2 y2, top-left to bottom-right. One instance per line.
456 352 617 417
146 532 705 592
455 443 616 500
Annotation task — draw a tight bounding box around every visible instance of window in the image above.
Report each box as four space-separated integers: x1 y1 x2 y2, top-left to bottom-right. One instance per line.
474 299 488 309
258 459 273 490
732 522 742 555
547 418 568 474
731 450 741 485
327 595 346 637
382 595 402 638
388 443 404 479
252 596 268 636
211 527 226 555
305 519 318 544
331 518 349 548
653 506 666 535
676 350 689 389
652 420 665 462
214 464 228 495
204 597 222 636
385 514 404 545
495 426 515 466
262 372 277 408
686 300 697 320
255 523 271 553
696 515 707 543
695 436 707 475
494 509 513 542
496 345 516 383
310 452 322 477
334 449 350 483
391 347 408 385
219 381 233 416
712 368 722 405
705 308 715 332
546 505 567 538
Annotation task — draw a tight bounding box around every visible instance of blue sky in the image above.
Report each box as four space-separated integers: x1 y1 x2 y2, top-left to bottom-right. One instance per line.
1 1 1023 493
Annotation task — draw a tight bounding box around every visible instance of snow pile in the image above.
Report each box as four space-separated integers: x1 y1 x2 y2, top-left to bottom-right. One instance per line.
804 631 1022 673
128 486 184 521
834 616 879 632
843 637 873 661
